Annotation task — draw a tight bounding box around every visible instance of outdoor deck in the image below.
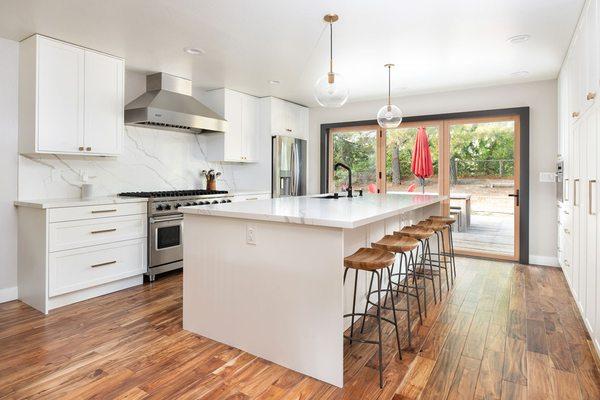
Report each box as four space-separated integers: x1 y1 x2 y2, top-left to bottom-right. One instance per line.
453 212 514 256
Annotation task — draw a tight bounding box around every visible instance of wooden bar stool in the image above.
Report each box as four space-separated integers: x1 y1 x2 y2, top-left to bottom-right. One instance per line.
371 234 421 348
394 226 439 304
343 247 401 388
428 216 457 280
417 220 451 292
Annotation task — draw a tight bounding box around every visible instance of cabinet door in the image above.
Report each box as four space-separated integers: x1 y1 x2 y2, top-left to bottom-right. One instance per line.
585 110 597 332
37 38 85 153
572 120 582 303
585 0 599 108
84 51 124 155
270 98 288 135
224 90 243 161
242 95 259 162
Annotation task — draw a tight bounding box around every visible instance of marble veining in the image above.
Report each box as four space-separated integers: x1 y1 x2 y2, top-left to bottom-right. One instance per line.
18 126 267 200
181 193 444 228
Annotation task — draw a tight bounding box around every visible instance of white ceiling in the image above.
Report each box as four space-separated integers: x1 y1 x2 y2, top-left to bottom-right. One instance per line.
0 0 585 106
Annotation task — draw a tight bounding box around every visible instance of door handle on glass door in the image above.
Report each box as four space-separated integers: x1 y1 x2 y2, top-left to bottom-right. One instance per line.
508 189 519 206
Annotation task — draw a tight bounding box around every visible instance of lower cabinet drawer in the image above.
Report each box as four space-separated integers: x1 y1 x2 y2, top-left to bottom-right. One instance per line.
49 238 147 297
48 202 146 223
49 215 147 252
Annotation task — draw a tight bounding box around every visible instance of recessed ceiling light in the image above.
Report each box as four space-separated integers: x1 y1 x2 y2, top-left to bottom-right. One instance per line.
268 80 280 85
507 34 530 44
511 70 530 77
183 47 205 55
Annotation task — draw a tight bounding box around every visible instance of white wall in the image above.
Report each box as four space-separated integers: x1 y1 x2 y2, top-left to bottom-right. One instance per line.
308 80 558 265
0 37 19 301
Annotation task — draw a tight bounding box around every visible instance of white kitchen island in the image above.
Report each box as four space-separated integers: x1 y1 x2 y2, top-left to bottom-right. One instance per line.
181 193 444 387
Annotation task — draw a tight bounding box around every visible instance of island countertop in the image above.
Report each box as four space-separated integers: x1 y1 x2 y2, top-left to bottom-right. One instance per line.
180 193 445 229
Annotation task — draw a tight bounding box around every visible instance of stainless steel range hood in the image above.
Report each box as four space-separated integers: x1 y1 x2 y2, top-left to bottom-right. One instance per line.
124 73 227 133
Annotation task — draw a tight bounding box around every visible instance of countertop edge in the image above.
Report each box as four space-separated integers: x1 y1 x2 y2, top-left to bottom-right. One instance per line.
182 195 446 229
14 196 148 209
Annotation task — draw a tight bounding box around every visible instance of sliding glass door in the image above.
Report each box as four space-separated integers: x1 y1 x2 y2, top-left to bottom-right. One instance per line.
326 114 521 261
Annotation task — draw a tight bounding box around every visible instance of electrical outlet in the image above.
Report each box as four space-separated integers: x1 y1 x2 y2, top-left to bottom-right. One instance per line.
246 225 257 245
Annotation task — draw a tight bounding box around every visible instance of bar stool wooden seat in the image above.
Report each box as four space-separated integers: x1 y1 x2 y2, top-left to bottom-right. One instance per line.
343 247 400 388
428 216 457 280
417 220 452 291
394 226 440 305
371 235 421 347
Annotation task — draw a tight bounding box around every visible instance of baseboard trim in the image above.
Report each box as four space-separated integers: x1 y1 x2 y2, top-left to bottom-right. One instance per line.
529 255 559 267
0 286 18 303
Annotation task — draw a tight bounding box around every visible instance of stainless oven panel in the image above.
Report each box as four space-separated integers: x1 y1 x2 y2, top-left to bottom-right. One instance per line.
148 215 183 279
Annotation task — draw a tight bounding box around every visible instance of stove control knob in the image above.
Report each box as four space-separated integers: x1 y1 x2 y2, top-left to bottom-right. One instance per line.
201 201 209 205
212 200 219 204
220 200 227 203
164 204 171 210
156 204 164 211
184 202 191 206
226 199 232 203
175 203 182 209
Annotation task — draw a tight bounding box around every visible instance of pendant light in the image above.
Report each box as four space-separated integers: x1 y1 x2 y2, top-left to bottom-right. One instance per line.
377 64 403 128
314 14 348 108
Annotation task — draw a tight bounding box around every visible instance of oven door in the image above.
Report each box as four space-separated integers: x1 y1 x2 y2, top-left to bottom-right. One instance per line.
149 214 183 268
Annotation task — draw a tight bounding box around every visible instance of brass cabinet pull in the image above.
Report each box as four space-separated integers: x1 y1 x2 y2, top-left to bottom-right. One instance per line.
286 128 292 132
91 209 117 214
587 92 596 100
572 111 580 118
86 147 92 151
564 228 570 234
590 180 597 215
574 179 579 206
91 260 116 268
78 146 84 151
91 228 117 234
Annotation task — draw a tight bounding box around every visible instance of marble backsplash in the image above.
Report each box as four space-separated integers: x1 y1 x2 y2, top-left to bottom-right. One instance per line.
18 126 268 200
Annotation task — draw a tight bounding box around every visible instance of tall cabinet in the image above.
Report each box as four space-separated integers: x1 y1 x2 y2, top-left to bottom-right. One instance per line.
557 0 600 357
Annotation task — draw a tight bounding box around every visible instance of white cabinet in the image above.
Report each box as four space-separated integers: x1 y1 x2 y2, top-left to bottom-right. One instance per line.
264 97 309 140
232 192 271 202
19 34 124 156
203 89 259 162
558 0 600 357
17 200 147 314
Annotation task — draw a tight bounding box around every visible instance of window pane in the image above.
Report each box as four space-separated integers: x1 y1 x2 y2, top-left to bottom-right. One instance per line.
331 128 378 193
385 126 439 193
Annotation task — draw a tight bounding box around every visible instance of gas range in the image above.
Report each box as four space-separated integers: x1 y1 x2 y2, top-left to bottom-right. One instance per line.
118 189 233 281
119 189 233 217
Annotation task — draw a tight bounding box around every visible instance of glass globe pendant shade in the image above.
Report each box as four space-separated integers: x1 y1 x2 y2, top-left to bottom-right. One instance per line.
377 104 403 128
314 72 349 108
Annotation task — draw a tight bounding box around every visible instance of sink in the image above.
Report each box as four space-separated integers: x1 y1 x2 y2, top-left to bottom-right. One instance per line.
318 194 342 199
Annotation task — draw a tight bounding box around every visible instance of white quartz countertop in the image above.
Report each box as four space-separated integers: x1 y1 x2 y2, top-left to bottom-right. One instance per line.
181 193 445 228
14 196 147 209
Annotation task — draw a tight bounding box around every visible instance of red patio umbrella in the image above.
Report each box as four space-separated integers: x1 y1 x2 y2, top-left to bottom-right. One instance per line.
411 127 433 193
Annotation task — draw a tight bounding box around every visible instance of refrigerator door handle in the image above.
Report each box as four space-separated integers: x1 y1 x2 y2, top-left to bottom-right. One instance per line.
290 142 296 196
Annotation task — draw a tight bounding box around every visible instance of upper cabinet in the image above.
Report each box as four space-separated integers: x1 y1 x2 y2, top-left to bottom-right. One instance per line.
19 35 124 156
264 97 309 140
203 89 260 163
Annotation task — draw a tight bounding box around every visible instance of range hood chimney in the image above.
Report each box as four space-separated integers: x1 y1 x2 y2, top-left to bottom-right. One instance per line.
124 73 227 134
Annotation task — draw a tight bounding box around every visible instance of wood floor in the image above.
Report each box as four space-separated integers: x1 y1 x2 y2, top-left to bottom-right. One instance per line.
1 258 599 399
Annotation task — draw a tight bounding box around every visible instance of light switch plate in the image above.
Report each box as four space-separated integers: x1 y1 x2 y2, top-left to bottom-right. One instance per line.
539 172 556 183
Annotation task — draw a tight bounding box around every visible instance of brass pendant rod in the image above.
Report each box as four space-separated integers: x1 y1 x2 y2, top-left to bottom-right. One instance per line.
329 21 333 74
388 65 391 106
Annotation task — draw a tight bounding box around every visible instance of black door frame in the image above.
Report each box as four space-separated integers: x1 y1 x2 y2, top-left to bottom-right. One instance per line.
319 107 530 264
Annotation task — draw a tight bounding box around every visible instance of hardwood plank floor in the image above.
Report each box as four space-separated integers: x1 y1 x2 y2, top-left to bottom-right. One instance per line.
0 258 599 399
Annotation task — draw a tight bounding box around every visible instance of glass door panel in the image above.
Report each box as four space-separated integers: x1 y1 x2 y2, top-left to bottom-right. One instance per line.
329 127 379 193
448 118 518 258
385 123 441 194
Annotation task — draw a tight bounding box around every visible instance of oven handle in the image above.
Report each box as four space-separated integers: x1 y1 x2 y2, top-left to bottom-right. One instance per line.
150 215 184 224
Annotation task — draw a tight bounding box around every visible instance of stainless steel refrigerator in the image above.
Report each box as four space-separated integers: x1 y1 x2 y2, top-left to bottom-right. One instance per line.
272 136 307 197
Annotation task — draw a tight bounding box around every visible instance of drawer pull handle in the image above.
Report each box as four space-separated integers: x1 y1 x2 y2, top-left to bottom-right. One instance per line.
564 228 570 234
286 128 292 132
86 146 92 151
78 146 84 151
572 111 580 118
590 180 597 216
91 260 116 268
91 228 117 234
587 92 596 100
91 209 117 214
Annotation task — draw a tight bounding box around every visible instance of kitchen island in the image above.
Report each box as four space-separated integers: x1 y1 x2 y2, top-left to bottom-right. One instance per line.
181 193 444 387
